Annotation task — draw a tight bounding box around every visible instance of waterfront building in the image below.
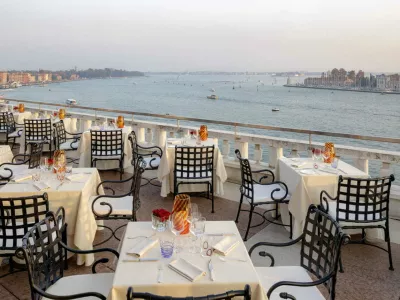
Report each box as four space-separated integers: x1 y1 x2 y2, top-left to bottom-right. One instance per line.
70 74 79 80
0 71 7 84
37 73 51 82
376 74 388 90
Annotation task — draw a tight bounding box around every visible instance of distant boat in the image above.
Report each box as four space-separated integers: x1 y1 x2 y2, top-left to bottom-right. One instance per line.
272 108 280 112
66 98 77 105
380 92 386 95
207 95 218 100
210 88 215 92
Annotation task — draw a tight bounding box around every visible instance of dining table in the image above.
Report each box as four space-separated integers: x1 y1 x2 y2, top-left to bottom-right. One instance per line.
109 221 267 300
276 157 380 239
0 166 104 266
77 126 133 170
157 138 227 197
0 145 14 165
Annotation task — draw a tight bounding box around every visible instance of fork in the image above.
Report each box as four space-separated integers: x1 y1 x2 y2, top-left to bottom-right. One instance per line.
157 263 163 283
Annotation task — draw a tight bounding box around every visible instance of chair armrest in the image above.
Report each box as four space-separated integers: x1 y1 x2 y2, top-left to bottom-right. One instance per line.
91 191 134 218
11 153 30 164
267 272 334 300
0 167 13 180
137 144 163 157
248 235 304 266
253 181 289 202
32 284 106 300
96 175 134 195
319 190 337 213
252 169 275 182
65 130 83 137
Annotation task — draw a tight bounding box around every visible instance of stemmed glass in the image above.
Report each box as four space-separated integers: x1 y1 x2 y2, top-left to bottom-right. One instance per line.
313 148 322 162
322 149 330 164
187 203 200 224
189 217 206 253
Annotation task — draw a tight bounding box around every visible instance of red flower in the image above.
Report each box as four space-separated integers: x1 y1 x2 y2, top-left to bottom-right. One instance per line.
152 208 171 222
189 130 196 135
48 158 54 165
53 112 58 117
13 106 18 110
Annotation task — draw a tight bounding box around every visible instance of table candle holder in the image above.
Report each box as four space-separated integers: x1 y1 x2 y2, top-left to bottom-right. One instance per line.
199 125 208 141
59 108 66 120
18 103 25 113
117 116 124 128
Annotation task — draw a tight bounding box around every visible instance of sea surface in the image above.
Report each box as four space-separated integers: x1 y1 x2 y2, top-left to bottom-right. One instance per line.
2 74 399 177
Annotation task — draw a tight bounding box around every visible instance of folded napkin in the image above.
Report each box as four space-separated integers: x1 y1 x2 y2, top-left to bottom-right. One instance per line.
168 258 205 282
12 174 32 182
126 238 158 258
212 236 239 256
66 174 85 182
168 138 182 145
34 182 51 191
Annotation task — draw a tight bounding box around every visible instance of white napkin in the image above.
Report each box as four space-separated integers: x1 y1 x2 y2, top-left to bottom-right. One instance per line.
168 258 205 282
291 162 306 168
66 174 85 181
34 182 51 191
126 238 158 258
212 236 239 256
12 174 32 182
168 138 182 145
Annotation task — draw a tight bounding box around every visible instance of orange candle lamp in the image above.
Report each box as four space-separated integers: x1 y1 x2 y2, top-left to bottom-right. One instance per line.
199 125 208 141
117 116 124 128
324 142 335 163
172 194 191 234
59 108 66 120
18 103 25 113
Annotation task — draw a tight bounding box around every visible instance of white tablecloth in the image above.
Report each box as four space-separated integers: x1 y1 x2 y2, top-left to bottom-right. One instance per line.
277 158 371 239
0 145 13 165
13 111 32 124
18 117 74 153
109 221 267 300
77 126 132 170
0 167 104 266
157 138 227 197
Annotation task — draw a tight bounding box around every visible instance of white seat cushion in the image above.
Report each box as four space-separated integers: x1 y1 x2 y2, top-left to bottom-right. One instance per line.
253 183 289 203
44 273 114 300
256 266 325 300
92 150 122 159
327 201 386 227
143 157 160 169
60 140 79 150
176 169 212 183
90 195 133 215
8 130 22 138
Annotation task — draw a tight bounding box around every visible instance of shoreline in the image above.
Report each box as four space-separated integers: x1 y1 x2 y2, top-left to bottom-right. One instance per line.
283 84 400 95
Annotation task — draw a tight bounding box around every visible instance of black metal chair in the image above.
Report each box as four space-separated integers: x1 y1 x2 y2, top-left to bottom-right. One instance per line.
320 175 395 271
53 120 82 163
91 129 124 179
0 142 43 170
249 205 349 300
0 193 49 278
91 157 146 246
174 145 215 213
126 285 251 300
0 112 23 149
128 130 163 187
24 118 53 155
18 209 119 300
235 149 292 241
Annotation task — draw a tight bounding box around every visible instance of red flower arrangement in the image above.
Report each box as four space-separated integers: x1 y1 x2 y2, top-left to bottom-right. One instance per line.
13 106 18 111
47 158 54 165
189 130 196 135
53 112 58 117
152 208 171 222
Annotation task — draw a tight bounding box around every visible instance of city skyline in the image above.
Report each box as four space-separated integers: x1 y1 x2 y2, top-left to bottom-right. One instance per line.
1 0 399 72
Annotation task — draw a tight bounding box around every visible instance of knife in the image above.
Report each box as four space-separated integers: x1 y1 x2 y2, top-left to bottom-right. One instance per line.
208 259 215 281
122 258 159 262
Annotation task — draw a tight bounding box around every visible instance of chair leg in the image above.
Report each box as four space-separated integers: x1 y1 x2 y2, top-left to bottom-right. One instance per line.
385 226 394 271
211 184 214 213
244 205 254 242
235 194 244 223
289 212 293 239
274 203 279 220
62 224 69 270
338 253 344 273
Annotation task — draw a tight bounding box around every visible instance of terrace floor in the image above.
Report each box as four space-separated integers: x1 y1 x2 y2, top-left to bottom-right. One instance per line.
0 170 399 300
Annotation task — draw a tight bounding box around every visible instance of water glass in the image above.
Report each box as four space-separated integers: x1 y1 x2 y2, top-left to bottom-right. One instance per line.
187 203 200 224
57 169 66 182
32 171 41 182
160 237 175 258
331 157 339 169
65 164 73 174
189 217 206 253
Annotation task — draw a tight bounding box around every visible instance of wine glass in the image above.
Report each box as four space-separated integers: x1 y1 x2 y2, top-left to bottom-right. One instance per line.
322 149 330 163
189 217 206 253
187 203 200 224
313 148 322 162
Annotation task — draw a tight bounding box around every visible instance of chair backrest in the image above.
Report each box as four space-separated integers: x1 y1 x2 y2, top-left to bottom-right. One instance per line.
128 130 139 163
0 112 17 134
235 149 254 200
300 205 348 298
0 193 49 252
24 119 52 142
53 120 67 148
28 142 44 169
0 112 7 132
18 209 65 300
91 129 123 157
127 285 251 300
174 145 214 180
131 157 146 210
335 175 394 223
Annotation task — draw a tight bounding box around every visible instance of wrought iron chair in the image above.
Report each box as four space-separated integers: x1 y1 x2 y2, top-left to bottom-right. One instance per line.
249 204 349 300
0 112 23 149
235 149 292 241
0 193 49 278
24 118 53 155
320 175 395 271
18 209 119 300
0 142 43 170
128 130 163 187
53 120 82 163
91 157 146 246
91 129 124 179
126 285 251 300
174 145 215 213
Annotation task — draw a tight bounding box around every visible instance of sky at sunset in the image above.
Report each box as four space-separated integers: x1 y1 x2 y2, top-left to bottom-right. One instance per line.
1 0 399 72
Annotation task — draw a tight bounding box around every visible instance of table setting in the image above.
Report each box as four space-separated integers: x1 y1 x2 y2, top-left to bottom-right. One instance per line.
109 194 266 300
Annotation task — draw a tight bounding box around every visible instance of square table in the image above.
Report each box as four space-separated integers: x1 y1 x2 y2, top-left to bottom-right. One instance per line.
277 157 370 239
77 126 133 170
109 221 266 300
0 166 104 266
157 138 227 197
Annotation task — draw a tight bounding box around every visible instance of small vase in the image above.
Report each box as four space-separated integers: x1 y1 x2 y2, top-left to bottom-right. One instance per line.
199 125 208 141
151 215 167 232
117 116 124 128
18 104 25 113
59 108 66 120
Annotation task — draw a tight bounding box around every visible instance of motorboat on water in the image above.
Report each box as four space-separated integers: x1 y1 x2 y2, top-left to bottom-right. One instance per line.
272 108 280 112
207 94 218 100
210 88 215 92
66 98 77 105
